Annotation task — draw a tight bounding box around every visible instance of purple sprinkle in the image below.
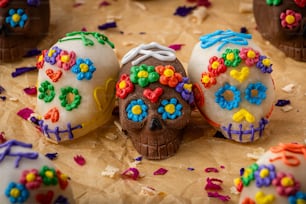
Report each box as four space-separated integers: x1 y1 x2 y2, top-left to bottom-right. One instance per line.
99 1 110 7
11 66 37 78
275 99 290 107
153 168 168 175
0 96 6 101
45 152 58 160
174 6 196 17
98 22 117 30
27 0 40 6
0 85 5 94
135 156 143 161
23 87 37 95
187 167 195 171
23 48 41 57
240 27 248 33
240 168 245 176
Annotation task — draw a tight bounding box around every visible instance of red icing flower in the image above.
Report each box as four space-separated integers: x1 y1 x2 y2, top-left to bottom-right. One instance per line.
242 197 255 204
19 169 43 189
36 50 48 69
280 9 302 29
116 74 134 99
208 56 227 76
294 0 306 7
201 72 216 88
239 47 260 66
155 65 183 87
56 50 77 70
56 170 69 190
0 0 9 8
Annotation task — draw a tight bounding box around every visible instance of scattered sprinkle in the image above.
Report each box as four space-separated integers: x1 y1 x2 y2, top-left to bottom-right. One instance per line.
174 5 196 17
135 156 143 162
99 1 110 7
187 167 195 171
73 2 83 7
240 27 248 33
81 27 87 31
121 167 140 180
246 147 265 160
139 32 146 35
74 155 86 166
281 105 293 112
0 132 7 144
205 167 219 173
0 96 6 101
101 165 119 178
282 83 295 93
239 168 244 176
153 168 168 175
45 152 58 160
0 85 5 94
23 48 41 57
197 0 212 7
17 108 34 120
168 44 185 51
23 87 37 95
207 191 231 202
11 66 37 78
98 21 117 30
205 177 223 191
275 99 290 107
220 165 225 169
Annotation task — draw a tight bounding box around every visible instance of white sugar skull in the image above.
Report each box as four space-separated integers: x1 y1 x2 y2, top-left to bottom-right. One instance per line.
188 30 275 143
36 31 119 143
0 140 74 203
235 142 306 204
0 0 50 62
117 42 194 160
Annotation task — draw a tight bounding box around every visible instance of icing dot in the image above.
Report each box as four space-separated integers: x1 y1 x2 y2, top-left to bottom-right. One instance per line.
226 53 234 61
281 177 294 187
259 168 269 178
165 104 176 114
60 174 68 181
164 68 174 77
132 105 142 115
61 55 70 63
12 14 20 23
119 80 127 89
48 49 55 57
285 15 295 24
137 70 149 78
211 61 220 69
262 58 271 66
247 50 256 58
80 63 89 73
26 173 36 182
183 83 192 92
10 188 20 198
202 75 210 83
45 170 54 179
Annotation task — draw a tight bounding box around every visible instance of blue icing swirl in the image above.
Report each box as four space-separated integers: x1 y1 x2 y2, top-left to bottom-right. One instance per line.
199 30 252 51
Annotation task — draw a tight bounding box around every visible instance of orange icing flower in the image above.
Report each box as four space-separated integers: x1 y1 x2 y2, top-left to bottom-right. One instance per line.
155 65 183 87
201 72 216 88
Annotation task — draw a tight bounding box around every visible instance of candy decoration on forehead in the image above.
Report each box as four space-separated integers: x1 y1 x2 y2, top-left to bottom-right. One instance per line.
121 42 177 66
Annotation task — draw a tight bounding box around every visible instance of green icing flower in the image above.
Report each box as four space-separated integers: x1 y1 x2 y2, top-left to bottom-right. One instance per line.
130 64 159 87
221 48 241 67
241 163 259 186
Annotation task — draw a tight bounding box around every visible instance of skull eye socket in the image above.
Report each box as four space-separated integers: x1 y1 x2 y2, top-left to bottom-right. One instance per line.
5 8 28 28
215 83 241 110
59 86 82 111
157 98 182 120
126 99 148 122
244 82 267 105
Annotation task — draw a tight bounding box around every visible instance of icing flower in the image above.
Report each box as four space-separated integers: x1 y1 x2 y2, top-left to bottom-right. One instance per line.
126 99 148 122
155 65 183 87
175 77 194 104
45 46 62 65
130 64 159 87
288 191 306 204
39 165 58 186
5 182 29 203
158 98 182 120
272 172 300 196
208 56 227 76
280 10 302 30
266 0 282 6
19 169 43 189
241 163 259 186
59 86 81 111
239 47 260 67
254 164 276 188
36 50 47 69
241 197 255 204
56 50 77 70
215 83 241 110
38 81 56 103
244 82 267 105
0 0 9 8
116 74 134 99
201 72 216 88
57 170 69 190
294 0 306 8
5 8 28 28
256 56 273 73
71 58 96 80
221 48 241 67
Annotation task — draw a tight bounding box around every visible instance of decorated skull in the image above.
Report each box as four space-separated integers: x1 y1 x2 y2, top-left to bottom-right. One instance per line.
0 0 50 62
188 30 275 143
117 42 194 160
36 31 119 143
253 0 306 61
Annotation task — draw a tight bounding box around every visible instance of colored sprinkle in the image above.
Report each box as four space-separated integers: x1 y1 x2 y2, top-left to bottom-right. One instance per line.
23 87 37 95
174 5 196 17
45 152 58 160
135 156 143 161
23 48 41 57
139 32 146 35
121 167 140 180
0 85 5 94
240 168 245 176
205 177 223 190
17 107 34 120
99 1 110 7
187 167 195 171
153 168 168 175
220 165 225 169
74 155 86 166
73 2 83 7
11 66 37 77
275 99 290 107
0 96 6 101
240 27 248 33
81 27 87 31
197 0 212 7
0 132 6 144
207 191 231 202
168 44 185 51
98 21 117 30
205 167 219 173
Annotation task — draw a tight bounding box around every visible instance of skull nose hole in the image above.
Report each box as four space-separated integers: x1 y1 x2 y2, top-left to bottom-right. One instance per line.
149 118 162 131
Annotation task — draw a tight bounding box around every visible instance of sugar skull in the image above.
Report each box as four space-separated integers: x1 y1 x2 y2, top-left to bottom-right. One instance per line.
235 142 306 204
253 0 306 61
0 0 50 62
117 42 194 160
0 140 74 203
188 30 275 143
36 31 119 143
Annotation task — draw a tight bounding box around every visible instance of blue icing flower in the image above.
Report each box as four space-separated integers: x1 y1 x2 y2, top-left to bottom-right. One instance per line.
288 191 306 204
71 58 96 80
5 9 28 28
126 99 148 122
245 82 267 105
158 98 182 120
215 83 241 110
5 182 29 203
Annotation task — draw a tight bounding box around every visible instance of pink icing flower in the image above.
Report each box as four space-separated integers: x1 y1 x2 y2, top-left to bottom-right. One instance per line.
280 10 302 29
19 169 43 189
272 172 300 196
239 47 260 66
56 50 77 70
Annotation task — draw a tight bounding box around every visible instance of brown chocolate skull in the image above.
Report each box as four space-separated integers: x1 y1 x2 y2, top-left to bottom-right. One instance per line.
117 43 193 160
0 0 50 62
253 0 306 61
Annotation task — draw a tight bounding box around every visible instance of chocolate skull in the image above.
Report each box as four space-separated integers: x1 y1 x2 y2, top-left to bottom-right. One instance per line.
0 0 50 62
253 0 306 61
188 30 275 143
117 42 194 160
36 31 119 143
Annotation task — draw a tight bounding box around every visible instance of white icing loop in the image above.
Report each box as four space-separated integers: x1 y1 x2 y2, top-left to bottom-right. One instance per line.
121 42 176 66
